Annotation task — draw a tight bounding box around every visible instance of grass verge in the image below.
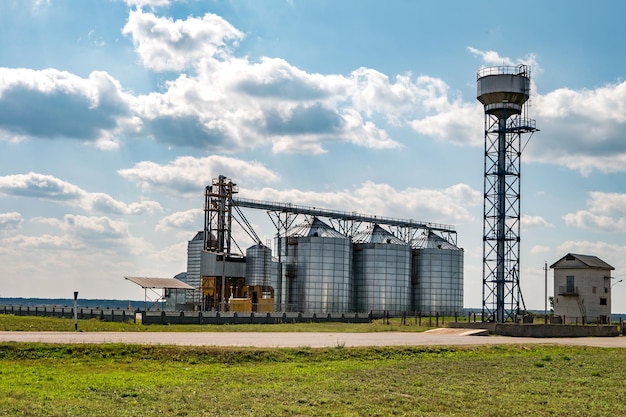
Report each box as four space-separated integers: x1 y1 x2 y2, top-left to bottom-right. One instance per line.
0 343 624 416
0 314 441 332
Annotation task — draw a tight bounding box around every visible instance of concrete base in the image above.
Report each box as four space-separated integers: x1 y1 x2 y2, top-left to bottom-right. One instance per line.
449 322 620 338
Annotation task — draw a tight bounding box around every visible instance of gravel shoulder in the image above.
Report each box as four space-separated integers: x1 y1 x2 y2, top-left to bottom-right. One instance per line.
2 330 626 348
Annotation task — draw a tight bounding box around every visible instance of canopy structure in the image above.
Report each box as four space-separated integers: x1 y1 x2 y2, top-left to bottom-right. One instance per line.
125 276 195 311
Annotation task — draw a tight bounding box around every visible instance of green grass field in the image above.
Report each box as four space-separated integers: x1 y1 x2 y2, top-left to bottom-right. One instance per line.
1 343 625 416
1 315 625 416
0 314 442 333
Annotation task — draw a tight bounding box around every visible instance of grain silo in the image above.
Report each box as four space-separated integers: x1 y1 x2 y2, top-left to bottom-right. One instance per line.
352 224 411 313
185 231 205 309
245 244 273 286
277 217 352 313
412 231 463 314
245 244 279 311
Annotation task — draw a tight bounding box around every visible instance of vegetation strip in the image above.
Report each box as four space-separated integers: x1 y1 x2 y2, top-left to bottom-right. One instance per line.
1 343 625 416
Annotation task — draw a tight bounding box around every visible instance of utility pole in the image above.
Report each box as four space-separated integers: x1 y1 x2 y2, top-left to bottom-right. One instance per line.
73 291 79 331
543 261 548 324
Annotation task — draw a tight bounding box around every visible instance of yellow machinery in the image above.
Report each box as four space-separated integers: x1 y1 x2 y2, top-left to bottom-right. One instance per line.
202 277 273 312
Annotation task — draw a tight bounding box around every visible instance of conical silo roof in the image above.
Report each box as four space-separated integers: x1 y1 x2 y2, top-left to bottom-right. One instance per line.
412 230 459 250
353 224 406 244
287 217 346 238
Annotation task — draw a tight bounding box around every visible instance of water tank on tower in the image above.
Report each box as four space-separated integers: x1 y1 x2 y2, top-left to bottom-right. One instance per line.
476 65 538 323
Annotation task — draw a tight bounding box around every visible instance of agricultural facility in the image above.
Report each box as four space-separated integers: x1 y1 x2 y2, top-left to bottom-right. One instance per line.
166 175 463 315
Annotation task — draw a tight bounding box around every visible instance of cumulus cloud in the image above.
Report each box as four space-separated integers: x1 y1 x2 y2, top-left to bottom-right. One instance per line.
125 0 171 9
526 81 626 174
530 245 551 255
0 172 161 215
1 8 480 155
6 214 153 255
522 214 553 229
0 212 23 232
563 211 626 232
156 209 202 232
118 155 279 196
122 10 243 72
0 68 132 149
400 74 483 146
586 192 626 215
467 47 540 73
562 191 626 232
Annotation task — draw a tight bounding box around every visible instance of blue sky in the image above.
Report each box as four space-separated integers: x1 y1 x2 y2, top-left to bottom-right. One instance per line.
2 0 626 312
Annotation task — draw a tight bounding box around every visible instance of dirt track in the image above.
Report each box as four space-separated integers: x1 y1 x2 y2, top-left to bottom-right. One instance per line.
2 329 626 348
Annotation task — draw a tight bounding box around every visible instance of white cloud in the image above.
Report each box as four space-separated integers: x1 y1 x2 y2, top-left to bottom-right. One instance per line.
0 212 23 232
467 47 515 67
0 172 162 215
118 155 279 196
526 81 626 174
587 192 626 215
563 211 626 232
530 245 551 255
522 214 553 229
467 47 540 73
31 0 51 13
122 9 243 72
563 191 626 232
0 68 132 147
410 100 483 146
156 209 202 232
125 0 171 9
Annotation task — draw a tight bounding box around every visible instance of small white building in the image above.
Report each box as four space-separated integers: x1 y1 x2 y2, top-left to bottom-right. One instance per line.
550 253 614 324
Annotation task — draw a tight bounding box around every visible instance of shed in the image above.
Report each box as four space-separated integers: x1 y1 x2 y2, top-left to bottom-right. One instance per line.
125 276 195 310
550 254 614 324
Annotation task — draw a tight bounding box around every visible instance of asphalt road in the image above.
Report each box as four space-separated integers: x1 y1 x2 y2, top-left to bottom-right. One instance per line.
2 329 626 348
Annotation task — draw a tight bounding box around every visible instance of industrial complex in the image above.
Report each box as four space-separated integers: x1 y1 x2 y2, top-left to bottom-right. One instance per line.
165 175 464 315
152 64 543 320
135 65 554 322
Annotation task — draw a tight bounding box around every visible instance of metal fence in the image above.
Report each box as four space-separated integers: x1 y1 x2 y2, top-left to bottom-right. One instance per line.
0 305 135 323
0 304 469 326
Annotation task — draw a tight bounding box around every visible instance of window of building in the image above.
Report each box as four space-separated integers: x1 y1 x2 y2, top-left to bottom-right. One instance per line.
566 276 575 294
592 286 597 294
600 298 607 306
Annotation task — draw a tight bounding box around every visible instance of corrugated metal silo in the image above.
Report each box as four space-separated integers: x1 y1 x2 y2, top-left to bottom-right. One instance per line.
185 231 204 307
353 224 411 313
277 217 352 313
412 231 464 314
245 244 273 286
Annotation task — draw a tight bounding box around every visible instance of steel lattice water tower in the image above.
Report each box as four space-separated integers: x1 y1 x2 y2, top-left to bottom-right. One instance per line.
477 65 538 323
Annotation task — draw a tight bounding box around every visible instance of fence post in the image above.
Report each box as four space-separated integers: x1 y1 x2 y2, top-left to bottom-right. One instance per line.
436 311 439 327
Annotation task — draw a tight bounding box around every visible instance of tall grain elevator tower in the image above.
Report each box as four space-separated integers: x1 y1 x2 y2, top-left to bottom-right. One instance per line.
476 65 538 322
